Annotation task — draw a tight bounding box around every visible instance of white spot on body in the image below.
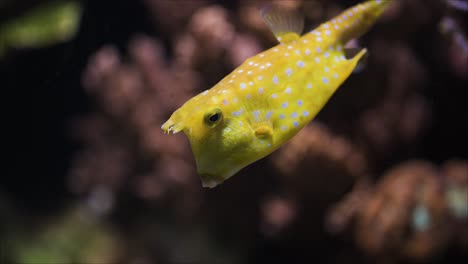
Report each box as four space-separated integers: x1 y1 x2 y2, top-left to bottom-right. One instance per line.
273 75 279 84
279 114 285 119
266 111 273 119
258 75 263 80
282 102 288 108
248 61 254 65
258 87 264 94
333 73 339 79
271 93 278 99
284 87 292 94
293 121 299 127
281 125 287 131
297 100 303 106
285 68 293 77
247 71 252 75
305 49 311 55
322 77 329 84
303 110 309 117
316 37 322 42
291 112 298 118
324 52 330 58
253 110 260 121
223 99 228 105
238 121 243 126
325 67 330 72
232 109 243 116
246 94 251 99
249 81 254 86
240 83 246 89
325 30 331 35
315 57 320 63
297 61 305 67
307 83 312 89
316 47 322 53
295 50 300 55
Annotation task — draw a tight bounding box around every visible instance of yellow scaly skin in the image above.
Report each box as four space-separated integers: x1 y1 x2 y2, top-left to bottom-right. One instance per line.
162 0 391 187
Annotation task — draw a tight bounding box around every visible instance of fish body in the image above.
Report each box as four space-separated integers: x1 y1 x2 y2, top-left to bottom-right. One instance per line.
162 0 391 187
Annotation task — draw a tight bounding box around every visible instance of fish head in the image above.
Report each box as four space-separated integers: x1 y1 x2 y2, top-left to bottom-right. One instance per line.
162 90 256 188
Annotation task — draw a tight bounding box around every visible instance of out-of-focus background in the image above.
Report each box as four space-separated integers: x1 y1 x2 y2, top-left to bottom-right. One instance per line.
2 0 467 263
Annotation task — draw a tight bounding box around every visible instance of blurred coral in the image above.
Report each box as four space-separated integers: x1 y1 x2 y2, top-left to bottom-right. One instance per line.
0 1 82 57
272 123 368 181
43 0 468 263
260 196 297 236
355 161 450 260
9 208 123 264
442 160 468 248
72 34 202 215
3 0 467 263
327 160 468 262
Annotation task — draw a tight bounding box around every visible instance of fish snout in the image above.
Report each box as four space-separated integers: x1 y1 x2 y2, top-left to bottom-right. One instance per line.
199 172 226 188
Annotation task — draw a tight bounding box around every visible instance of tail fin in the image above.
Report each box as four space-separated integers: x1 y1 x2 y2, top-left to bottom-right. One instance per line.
335 0 392 44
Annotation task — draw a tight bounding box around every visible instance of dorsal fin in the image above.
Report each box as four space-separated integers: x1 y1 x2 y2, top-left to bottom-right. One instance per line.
261 5 304 43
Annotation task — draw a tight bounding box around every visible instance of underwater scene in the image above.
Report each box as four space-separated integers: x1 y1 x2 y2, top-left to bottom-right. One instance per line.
2 0 467 263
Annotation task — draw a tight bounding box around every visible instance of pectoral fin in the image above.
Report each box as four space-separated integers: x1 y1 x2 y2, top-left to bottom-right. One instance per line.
254 125 273 138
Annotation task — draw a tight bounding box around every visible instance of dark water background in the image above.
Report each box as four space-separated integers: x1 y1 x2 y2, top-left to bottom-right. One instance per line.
2 0 467 263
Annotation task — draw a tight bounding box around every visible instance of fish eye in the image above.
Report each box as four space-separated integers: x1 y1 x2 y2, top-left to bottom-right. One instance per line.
204 108 223 126
209 113 220 122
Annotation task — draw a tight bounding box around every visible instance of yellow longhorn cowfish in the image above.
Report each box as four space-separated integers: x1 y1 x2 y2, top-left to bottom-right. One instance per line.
162 0 392 188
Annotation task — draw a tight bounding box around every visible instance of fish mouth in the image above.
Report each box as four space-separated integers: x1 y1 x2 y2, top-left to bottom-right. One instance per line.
199 173 226 188
161 115 184 134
